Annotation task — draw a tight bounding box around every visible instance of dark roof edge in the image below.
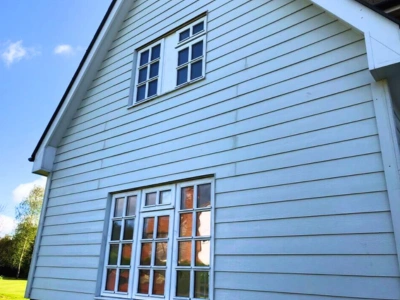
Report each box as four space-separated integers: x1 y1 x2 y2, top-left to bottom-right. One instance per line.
355 0 400 26
28 0 117 162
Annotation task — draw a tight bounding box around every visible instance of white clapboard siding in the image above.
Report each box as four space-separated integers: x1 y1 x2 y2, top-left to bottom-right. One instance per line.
30 1 400 299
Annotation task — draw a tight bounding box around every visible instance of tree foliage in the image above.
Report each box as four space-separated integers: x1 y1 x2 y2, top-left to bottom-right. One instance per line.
0 185 44 279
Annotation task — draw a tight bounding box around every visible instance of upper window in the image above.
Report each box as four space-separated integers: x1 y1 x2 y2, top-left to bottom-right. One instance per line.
101 179 213 299
133 17 207 104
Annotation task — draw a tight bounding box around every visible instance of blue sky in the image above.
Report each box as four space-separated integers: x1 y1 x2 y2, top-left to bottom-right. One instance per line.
0 0 111 235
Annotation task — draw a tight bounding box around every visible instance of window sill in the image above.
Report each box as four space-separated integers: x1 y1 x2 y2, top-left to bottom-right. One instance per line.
127 76 205 110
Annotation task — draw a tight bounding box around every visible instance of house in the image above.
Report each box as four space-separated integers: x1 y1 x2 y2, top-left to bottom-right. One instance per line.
26 0 400 299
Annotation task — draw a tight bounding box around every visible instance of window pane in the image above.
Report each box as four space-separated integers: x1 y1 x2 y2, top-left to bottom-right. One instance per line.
194 271 209 298
176 271 190 297
137 85 146 102
177 66 188 85
140 50 149 66
123 219 134 240
160 190 171 204
145 193 156 206
126 195 137 216
196 211 211 236
195 240 210 266
151 44 161 60
152 270 165 295
197 184 211 208
120 243 132 265
143 217 154 239
148 80 158 97
108 244 119 265
157 216 169 238
190 59 203 80
178 241 191 266
138 269 150 294
178 48 189 66
155 242 167 266
105 269 116 291
149 61 159 78
118 269 129 292
140 243 152 265
179 29 190 41
138 67 147 83
192 40 203 59
179 213 193 237
193 21 204 34
114 198 124 217
181 186 194 209
111 220 122 241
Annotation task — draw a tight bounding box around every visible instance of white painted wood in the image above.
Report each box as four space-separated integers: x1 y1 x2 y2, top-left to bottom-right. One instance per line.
215 272 400 299
30 1 400 299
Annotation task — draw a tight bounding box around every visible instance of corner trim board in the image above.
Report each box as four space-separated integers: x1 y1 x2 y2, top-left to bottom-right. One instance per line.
370 80 400 269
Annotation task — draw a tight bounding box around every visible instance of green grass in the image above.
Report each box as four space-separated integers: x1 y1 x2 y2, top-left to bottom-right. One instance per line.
0 278 27 300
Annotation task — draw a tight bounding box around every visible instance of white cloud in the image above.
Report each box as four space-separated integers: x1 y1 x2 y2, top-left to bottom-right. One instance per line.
12 177 47 204
0 214 16 237
54 44 82 56
1 40 40 66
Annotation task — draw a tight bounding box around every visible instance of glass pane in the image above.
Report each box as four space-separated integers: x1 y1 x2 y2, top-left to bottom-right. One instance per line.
114 197 124 217
179 29 190 41
111 220 122 240
151 44 161 60
194 271 209 298
160 190 171 204
148 80 158 97
106 269 116 291
138 67 147 83
178 241 191 266
197 184 211 208
120 243 132 265
152 270 166 295
177 66 188 85
181 186 194 209
192 41 203 59
196 211 211 236
193 21 204 34
126 195 137 216
123 219 134 240
155 242 167 266
118 269 129 292
140 50 149 66
196 240 210 266
157 216 169 238
190 59 203 80
179 213 193 237
137 85 146 102
138 269 150 294
178 48 189 66
143 217 154 238
176 271 190 297
108 244 119 265
149 61 159 78
140 243 152 265
145 192 156 206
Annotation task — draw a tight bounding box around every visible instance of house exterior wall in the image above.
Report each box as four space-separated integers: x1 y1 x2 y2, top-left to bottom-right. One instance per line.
29 0 400 299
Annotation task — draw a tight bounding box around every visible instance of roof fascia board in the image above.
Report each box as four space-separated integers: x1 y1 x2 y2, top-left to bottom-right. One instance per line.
31 0 131 174
310 0 400 80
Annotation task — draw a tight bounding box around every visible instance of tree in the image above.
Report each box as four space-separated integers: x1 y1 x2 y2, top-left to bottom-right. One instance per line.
12 186 44 278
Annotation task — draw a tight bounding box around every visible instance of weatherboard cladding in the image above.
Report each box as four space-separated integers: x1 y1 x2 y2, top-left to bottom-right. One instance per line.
30 0 400 300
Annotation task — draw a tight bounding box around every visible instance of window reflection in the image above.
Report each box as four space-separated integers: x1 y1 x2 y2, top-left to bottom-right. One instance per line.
181 186 194 209
195 240 210 266
157 216 169 238
194 271 209 298
138 269 150 294
197 184 211 208
143 217 154 239
179 213 192 237
152 270 166 295
178 241 191 266
114 198 124 217
105 269 116 291
140 243 152 265
118 269 129 292
196 211 210 236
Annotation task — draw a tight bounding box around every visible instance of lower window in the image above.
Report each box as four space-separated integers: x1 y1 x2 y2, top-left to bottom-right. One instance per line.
101 179 213 299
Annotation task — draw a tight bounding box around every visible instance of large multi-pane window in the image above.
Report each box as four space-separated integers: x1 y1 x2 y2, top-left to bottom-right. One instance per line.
132 16 207 104
102 179 213 299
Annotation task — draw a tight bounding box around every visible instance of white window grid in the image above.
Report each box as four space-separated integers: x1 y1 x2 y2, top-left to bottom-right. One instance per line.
101 178 214 300
134 40 165 103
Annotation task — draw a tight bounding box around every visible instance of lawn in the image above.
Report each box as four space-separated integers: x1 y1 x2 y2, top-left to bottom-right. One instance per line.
0 278 27 300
